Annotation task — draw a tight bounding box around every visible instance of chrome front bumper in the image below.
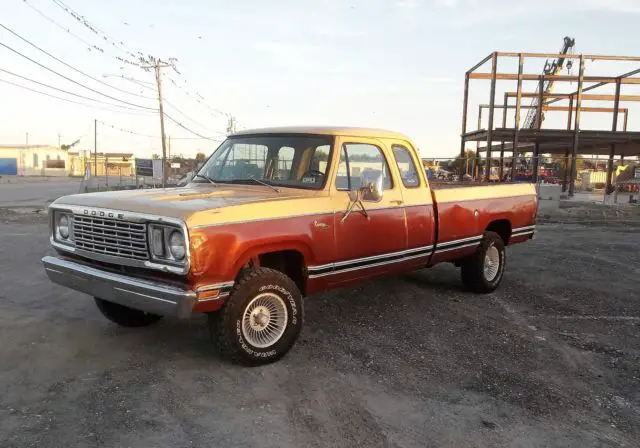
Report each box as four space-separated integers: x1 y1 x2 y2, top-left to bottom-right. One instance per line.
42 256 196 317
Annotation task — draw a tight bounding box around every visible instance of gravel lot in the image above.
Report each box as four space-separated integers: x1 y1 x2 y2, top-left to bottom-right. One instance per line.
0 208 638 447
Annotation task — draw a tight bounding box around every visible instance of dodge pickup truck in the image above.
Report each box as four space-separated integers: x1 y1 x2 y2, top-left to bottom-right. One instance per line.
42 127 537 365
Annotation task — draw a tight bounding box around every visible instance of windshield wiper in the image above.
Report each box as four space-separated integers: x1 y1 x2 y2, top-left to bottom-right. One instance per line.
231 177 280 193
193 173 216 185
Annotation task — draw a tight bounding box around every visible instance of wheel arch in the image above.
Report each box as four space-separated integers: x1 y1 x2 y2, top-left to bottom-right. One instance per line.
485 219 512 245
231 241 313 295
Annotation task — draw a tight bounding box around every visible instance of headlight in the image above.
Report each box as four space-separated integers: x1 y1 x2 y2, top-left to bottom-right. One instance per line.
54 211 72 243
148 224 186 264
169 231 185 260
58 214 70 239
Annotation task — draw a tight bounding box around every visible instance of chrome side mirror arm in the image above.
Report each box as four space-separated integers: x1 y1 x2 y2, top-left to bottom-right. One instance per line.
341 189 370 223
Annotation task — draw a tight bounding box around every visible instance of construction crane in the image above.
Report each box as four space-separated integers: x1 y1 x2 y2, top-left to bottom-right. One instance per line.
61 138 81 150
523 36 576 129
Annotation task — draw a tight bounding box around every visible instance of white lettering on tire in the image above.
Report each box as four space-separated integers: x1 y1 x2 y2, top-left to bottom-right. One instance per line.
258 284 298 324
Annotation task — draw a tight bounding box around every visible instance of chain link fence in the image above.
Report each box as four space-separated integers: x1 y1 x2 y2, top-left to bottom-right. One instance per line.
76 159 173 193
422 155 639 191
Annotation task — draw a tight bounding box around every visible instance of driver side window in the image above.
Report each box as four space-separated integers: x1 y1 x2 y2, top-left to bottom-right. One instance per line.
213 143 268 180
335 143 393 191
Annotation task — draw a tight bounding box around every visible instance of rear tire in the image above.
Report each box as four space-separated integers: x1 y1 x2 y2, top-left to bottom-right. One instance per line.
94 298 163 327
209 267 303 366
460 231 506 293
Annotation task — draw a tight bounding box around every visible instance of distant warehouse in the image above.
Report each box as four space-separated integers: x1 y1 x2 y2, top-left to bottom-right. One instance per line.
0 145 135 178
0 144 69 176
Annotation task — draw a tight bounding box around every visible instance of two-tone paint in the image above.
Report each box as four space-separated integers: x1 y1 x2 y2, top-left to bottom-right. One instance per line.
47 127 538 315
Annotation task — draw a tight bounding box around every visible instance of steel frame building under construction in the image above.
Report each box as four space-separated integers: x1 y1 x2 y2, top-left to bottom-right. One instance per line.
460 50 640 196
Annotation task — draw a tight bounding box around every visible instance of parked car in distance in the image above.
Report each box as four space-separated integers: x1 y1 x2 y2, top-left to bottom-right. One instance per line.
42 126 537 365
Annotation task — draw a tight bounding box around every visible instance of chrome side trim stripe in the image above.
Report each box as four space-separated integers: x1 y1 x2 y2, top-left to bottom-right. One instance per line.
512 230 535 237
436 235 483 248
307 244 434 275
512 225 536 237
433 241 480 254
308 250 432 279
307 234 484 278
512 225 536 233
196 281 235 292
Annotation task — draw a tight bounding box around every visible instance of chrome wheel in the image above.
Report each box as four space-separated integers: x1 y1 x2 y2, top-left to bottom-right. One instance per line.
241 293 288 348
483 245 501 281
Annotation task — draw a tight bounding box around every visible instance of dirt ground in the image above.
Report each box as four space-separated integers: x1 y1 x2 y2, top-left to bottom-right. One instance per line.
0 209 638 447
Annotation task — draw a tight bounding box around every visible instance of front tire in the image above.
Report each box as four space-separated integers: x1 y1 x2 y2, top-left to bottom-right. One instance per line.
460 231 506 293
210 267 303 366
94 298 163 327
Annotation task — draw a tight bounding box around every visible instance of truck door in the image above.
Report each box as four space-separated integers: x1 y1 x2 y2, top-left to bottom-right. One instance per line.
388 141 436 268
329 139 407 286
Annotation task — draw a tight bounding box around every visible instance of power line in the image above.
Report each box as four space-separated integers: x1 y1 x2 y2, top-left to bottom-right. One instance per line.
40 0 236 125
108 75 156 91
97 121 163 139
0 41 156 110
162 96 223 134
166 74 230 118
97 120 224 140
164 113 226 141
0 77 153 115
0 23 155 100
21 0 139 67
49 0 141 64
101 68 228 134
32 0 237 137
0 67 157 113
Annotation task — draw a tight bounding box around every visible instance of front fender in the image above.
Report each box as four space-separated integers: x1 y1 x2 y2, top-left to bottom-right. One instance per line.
187 216 329 289
230 240 315 278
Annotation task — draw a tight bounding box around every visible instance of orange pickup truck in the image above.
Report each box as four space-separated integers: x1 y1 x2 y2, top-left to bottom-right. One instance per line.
42 127 537 365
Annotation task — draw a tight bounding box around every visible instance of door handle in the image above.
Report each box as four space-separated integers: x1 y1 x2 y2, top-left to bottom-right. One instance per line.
390 200 403 205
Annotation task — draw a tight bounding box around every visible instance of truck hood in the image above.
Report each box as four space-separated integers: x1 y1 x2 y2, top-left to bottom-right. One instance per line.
51 184 311 221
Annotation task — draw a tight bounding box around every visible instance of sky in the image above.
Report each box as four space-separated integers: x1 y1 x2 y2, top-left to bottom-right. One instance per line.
1 0 640 159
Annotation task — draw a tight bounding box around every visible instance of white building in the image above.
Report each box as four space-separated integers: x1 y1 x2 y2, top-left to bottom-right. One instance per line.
0 145 69 176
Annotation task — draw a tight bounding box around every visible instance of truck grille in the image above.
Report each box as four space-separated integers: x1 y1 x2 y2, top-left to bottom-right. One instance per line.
72 216 149 260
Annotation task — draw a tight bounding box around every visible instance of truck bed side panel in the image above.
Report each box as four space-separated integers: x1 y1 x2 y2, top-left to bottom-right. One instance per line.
430 184 537 264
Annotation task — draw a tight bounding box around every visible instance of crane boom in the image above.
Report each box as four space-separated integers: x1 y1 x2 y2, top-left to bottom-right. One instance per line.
523 36 576 129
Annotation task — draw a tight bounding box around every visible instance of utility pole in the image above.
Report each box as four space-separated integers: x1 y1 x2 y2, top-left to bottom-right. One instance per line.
141 59 172 188
58 133 61 148
155 62 168 188
25 132 29 145
139 55 178 188
168 135 172 180
94 119 98 177
227 116 236 134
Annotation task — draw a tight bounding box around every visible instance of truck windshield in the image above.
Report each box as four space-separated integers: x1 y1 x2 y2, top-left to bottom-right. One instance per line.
194 135 333 190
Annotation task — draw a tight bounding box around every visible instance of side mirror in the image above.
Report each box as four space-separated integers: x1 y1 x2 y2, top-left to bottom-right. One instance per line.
358 173 384 202
341 172 383 224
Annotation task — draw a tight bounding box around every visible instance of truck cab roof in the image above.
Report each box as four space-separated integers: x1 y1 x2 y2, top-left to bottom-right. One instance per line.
230 126 412 141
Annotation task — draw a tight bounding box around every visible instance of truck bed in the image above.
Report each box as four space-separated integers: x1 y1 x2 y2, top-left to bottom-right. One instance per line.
428 182 537 264
429 181 511 190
